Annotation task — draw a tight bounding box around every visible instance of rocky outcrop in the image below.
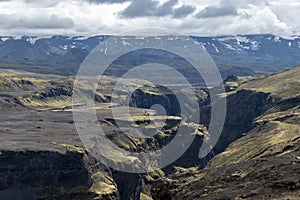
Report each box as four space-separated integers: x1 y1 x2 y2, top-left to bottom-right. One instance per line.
129 87 181 116
112 172 142 200
38 85 73 99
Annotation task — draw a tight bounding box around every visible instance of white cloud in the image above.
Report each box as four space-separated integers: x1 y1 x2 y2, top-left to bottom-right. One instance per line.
119 0 195 18
0 0 298 36
196 6 238 18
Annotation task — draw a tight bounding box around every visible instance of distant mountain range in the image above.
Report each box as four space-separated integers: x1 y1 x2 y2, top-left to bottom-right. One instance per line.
0 34 299 79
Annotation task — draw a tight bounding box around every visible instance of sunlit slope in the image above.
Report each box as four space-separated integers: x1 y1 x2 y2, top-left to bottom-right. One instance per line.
238 64 300 99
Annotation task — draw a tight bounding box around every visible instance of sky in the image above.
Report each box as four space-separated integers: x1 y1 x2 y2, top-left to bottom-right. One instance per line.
0 0 299 37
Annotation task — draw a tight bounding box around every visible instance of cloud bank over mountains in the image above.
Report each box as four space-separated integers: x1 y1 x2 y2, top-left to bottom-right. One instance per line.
0 0 299 36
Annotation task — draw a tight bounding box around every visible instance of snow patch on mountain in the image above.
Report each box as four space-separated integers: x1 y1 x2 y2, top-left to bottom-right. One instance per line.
250 41 260 51
235 36 250 43
25 37 40 45
121 38 131 46
221 42 237 51
60 45 68 50
212 43 219 53
274 36 281 42
0 36 15 42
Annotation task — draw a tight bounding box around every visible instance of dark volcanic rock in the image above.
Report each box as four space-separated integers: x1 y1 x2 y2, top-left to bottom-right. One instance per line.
112 171 142 200
0 150 90 199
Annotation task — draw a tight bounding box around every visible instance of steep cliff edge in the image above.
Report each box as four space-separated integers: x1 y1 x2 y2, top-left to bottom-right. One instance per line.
151 65 300 200
0 150 119 200
0 111 119 200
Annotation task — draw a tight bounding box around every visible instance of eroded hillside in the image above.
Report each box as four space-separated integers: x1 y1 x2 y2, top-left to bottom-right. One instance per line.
152 65 300 200
1 65 300 200
0 69 207 199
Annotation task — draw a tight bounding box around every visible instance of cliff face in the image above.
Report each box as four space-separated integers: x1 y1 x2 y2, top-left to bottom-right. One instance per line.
0 71 119 199
0 150 119 200
210 89 275 154
163 87 276 170
129 87 181 116
151 65 300 200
